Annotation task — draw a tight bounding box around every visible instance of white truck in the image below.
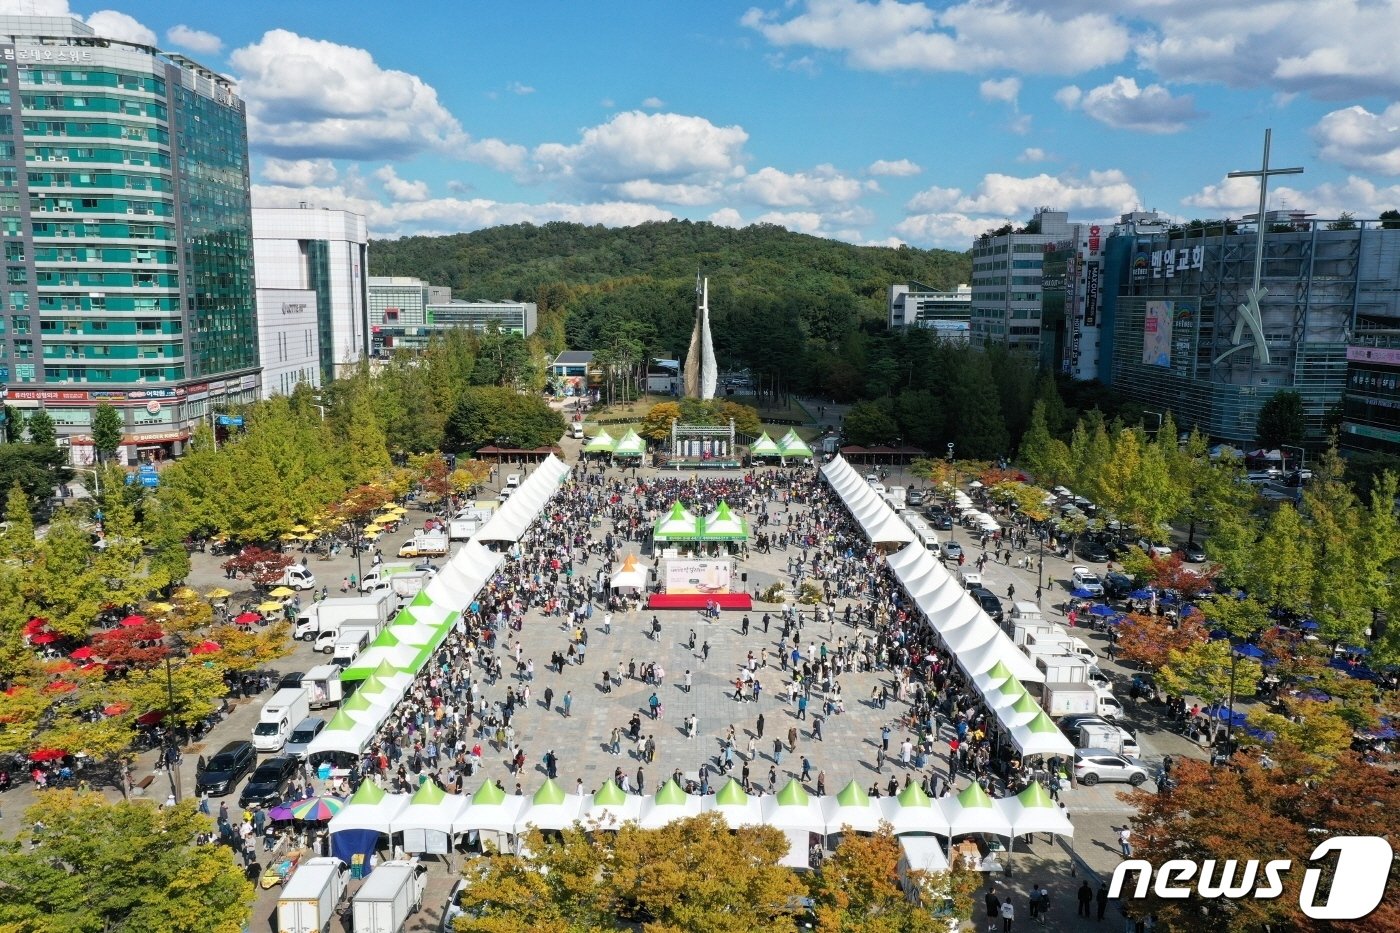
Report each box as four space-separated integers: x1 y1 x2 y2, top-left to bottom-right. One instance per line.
253 686 311 752
277 857 349 933
301 663 344 709
397 532 449 558
358 563 414 593
275 565 318 591
449 502 498 541
1080 722 1140 757
293 593 393 642
321 614 388 658
1041 682 1100 718
389 570 433 600
1032 652 1091 684
351 859 428 933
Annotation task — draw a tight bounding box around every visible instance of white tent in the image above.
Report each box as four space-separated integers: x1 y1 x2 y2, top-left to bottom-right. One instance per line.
307 710 376 758
760 780 827 834
1008 710 1074 756
940 783 1012 839
515 779 585 831
392 781 468 844
584 780 643 829
706 779 765 829
822 781 883 836
638 779 703 829
328 782 410 836
998 782 1074 838
899 835 951 874
476 456 572 544
609 554 648 592
457 783 526 837
878 785 949 837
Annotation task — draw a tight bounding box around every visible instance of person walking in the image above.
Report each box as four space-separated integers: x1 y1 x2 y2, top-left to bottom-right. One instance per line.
756 713 765 739
701 641 710 661
604 612 612 634
543 687 555 712
684 669 692 692
1095 883 1109 921
1000 898 1015 932
562 690 573 718
1118 826 1133 857
985 889 1001 933
1035 884 1049 925
800 756 811 782
1077 881 1093 918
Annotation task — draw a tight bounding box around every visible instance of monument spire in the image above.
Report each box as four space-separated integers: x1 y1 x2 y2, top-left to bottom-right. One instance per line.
684 272 717 399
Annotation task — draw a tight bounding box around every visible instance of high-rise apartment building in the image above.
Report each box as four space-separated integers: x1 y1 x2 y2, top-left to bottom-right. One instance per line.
251 205 368 383
969 209 1078 356
0 14 258 463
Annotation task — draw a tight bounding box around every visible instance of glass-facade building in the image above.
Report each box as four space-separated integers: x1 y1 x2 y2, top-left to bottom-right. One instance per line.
1106 215 1400 446
0 15 257 463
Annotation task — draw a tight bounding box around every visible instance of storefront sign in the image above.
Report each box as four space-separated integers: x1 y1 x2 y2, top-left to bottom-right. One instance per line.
1089 225 1101 255
664 559 732 595
1083 262 1100 326
1150 246 1204 279
4 48 94 63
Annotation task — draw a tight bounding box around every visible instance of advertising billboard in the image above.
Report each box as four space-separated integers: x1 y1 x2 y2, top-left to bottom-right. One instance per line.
664 558 732 595
1143 301 1173 367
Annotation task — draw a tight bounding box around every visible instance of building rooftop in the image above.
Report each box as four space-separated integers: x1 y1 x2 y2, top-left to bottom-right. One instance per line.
553 350 595 366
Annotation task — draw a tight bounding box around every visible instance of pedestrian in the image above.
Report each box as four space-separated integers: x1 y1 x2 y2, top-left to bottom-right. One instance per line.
812 716 823 741
756 713 765 738
684 669 693 692
788 725 798 752
1077 881 1093 917
604 613 612 634
701 641 710 661
1036 884 1049 925
1095 882 1109 920
742 615 750 635
1028 882 1042 923
636 767 645 794
543 687 554 711
563 690 573 718
800 756 811 782
1000 898 1015 931
985 889 1002 933
1118 826 1133 857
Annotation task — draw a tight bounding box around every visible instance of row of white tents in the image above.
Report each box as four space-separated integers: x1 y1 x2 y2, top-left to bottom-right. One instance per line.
330 773 1071 867
820 458 917 547
821 457 1073 758
305 456 574 761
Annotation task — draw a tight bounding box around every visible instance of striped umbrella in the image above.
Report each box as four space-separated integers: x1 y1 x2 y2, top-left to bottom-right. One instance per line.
290 797 345 822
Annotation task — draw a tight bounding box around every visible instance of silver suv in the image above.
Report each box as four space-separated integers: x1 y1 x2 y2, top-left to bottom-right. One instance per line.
1074 748 1150 787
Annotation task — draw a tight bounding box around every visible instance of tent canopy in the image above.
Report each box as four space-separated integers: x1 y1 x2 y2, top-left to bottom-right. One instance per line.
584 429 617 453
653 502 702 541
777 430 813 458
612 429 647 457
750 433 782 457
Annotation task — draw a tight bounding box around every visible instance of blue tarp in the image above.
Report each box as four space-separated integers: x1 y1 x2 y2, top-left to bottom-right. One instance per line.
1233 643 1267 659
1088 603 1117 617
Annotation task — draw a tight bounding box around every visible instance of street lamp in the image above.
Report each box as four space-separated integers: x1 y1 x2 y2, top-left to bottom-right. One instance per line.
70 466 101 499
1279 443 1305 472
1142 410 1163 438
162 640 185 802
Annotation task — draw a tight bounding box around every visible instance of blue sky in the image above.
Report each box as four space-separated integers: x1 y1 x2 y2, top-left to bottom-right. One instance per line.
13 0 1400 248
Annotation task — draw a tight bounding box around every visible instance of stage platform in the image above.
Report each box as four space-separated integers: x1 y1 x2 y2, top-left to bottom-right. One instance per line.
647 593 753 611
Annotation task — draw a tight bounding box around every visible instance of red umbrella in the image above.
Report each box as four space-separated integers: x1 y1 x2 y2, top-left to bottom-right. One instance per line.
29 748 66 762
69 646 94 660
119 614 148 627
234 611 260 625
135 710 167 727
42 680 75 694
30 632 58 644
191 640 222 655
45 660 76 673
103 703 131 716
24 617 48 635
80 662 105 673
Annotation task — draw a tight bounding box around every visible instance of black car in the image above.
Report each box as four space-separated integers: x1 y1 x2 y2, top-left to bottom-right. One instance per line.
1075 539 1112 562
195 740 255 797
925 510 954 531
969 587 1004 621
1103 572 1135 600
238 755 299 808
278 671 304 690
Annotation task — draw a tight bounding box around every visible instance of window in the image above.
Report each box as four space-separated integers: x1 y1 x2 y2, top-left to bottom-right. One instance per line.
6 268 27 285
14 339 32 359
4 243 22 262
13 316 29 334
8 291 27 310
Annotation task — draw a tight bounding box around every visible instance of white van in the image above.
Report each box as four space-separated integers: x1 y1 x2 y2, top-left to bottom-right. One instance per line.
570 423 584 439
957 569 982 590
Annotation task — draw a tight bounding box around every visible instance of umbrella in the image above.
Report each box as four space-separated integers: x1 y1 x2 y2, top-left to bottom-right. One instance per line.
1233 643 1267 659
46 660 76 673
1298 619 1320 632
205 587 232 599
191 640 222 655
290 797 345 821
233 611 260 625
136 710 167 727
103 703 130 716
120 614 148 627
298 533 318 542
1070 587 1094 599
289 525 309 533
29 748 66 762
67 647 94 660
1129 589 1154 600
43 681 75 694
256 600 285 613
1088 604 1117 617
267 804 296 821
268 586 296 598
30 632 58 644
278 532 298 541
24 617 49 635
147 602 175 614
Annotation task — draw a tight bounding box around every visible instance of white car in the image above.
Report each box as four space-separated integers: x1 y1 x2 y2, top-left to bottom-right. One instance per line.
1071 566 1104 596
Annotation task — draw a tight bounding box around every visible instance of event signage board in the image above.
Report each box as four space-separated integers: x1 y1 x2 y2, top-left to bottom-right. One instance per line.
664 558 732 595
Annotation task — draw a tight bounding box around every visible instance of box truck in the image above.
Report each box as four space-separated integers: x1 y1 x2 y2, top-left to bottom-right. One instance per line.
274 565 317 591
351 859 427 933
1040 683 1099 718
358 563 414 593
397 532 449 558
389 570 433 599
253 686 310 753
277 857 349 933
301 663 343 709
293 592 394 641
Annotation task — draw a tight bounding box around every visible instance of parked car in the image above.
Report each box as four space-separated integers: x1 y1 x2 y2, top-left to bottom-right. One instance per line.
1181 541 1207 563
1075 539 1111 563
278 671 304 690
238 755 299 808
969 587 1004 621
1071 566 1104 596
195 740 255 797
283 716 326 760
1103 572 1136 601
1074 749 1149 786
926 510 954 531
905 488 926 507
942 541 964 561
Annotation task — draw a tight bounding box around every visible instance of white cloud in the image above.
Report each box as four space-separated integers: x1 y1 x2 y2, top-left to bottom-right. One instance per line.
506 81 535 95
85 10 156 45
1018 147 1048 163
531 111 748 187
1058 76 1201 134
609 179 725 206
907 169 1141 217
736 164 875 208
230 29 466 159
1313 104 1400 175
251 182 675 238
868 158 922 177
1180 175 1264 213
742 0 1130 75
894 211 1014 249
641 96 665 109
260 158 338 186
463 138 529 175
166 24 222 56
979 76 1021 104
1008 113 1032 135
373 166 430 202
708 208 746 228
1180 173 1400 219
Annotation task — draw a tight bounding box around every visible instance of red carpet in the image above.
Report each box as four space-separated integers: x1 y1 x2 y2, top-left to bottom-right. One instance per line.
647 593 753 611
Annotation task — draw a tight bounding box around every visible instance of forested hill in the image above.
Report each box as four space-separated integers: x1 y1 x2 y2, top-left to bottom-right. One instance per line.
367 220 969 318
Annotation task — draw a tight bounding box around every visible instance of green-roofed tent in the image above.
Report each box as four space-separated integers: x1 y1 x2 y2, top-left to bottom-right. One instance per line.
699 501 749 542
711 778 763 829
776 430 813 458
775 779 809 807
653 501 702 541
584 429 617 453
639 778 702 829
392 779 464 846
749 432 782 458
519 778 584 831
328 777 408 835
943 780 1011 838
612 429 647 457
822 780 881 834
349 779 385 805
714 777 748 806
410 590 433 608
473 781 506 805
586 778 643 827
1000 780 1074 838
592 780 627 806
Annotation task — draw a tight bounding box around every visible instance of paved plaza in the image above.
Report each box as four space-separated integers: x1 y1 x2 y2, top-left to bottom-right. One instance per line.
0 428 1204 932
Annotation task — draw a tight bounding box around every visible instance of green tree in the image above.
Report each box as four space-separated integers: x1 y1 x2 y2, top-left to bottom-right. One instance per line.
1016 401 1072 488
1381 208 1400 229
0 792 253 933
946 352 1008 459
341 380 393 485
0 443 67 509
24 409 56 447
1158 639 1262 709
1255 389 1304 449
443 387 566 452
641 402 682 442
810 823 969 932
91 403 123 464
1301 446 1372 644
842 400 899 447
1247 504 1313 613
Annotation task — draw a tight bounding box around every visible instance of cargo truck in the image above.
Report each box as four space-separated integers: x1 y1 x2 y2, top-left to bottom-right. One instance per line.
1040 682 1100 718
277 857 349 933
253 687 310 752
293 592 393 641
350 859 427 933
301 663 343 709
397 532 449 558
